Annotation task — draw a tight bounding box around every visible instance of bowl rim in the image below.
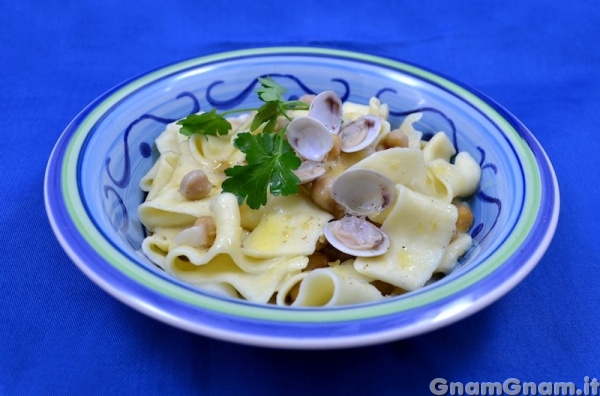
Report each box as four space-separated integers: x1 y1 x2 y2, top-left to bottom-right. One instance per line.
44 46 560 349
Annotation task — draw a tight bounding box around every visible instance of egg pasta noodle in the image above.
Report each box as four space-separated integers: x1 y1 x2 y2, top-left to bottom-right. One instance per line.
138 94 481 307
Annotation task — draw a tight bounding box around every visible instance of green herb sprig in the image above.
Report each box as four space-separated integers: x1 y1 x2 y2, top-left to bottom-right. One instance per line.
176 77 310 209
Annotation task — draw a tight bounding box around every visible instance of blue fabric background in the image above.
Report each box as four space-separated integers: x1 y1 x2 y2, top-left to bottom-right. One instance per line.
1 1 598 394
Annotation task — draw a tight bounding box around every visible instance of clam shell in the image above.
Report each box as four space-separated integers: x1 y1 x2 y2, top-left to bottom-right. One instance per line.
330 169 396 216
286 117 334 161
293 160 326 183
324 216 389 257
308 91 343 134
338 115 381 153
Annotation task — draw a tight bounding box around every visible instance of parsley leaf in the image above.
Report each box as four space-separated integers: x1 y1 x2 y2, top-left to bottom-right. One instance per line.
256 76 287 103
222 131 301 209
251 101 281 133
251 77 293 132
177 108 231 137
176 76 311 208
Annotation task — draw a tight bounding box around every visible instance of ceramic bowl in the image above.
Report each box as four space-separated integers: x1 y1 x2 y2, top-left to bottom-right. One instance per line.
45 47 559 349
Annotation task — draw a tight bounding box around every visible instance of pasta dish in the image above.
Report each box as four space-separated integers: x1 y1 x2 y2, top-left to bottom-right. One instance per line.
138 84 481 307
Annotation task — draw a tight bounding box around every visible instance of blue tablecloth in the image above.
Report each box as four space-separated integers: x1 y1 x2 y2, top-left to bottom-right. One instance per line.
2 1 598 394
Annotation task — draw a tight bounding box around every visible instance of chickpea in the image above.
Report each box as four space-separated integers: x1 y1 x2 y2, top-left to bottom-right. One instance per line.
380 129 409 149
298 94 316 105
309 175 342 217
173 215 217 248
275 116 290 131
455 204 474 234
179 170 212 200
195 216 217 246
327 134 343 159
304 252 329 272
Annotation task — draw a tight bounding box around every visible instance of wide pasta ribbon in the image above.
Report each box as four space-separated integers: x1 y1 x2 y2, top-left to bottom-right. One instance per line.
160 193 308 303
354 184 458 291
